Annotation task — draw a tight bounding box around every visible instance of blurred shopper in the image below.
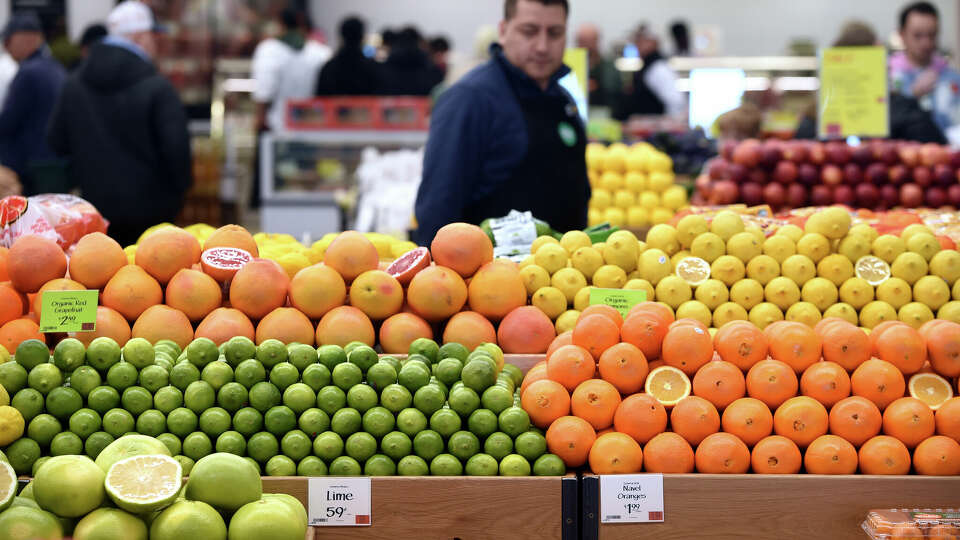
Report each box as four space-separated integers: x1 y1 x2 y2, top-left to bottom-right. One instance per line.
616 24 684 119
0 53 18 117
414 0 589 244
669 21 690 56
575 23 620 109
889 1 960 137
316 16 382 96
79 23 108 59
429 36 451 79
47 1 192 247
0 12 67 196
380 27 444 96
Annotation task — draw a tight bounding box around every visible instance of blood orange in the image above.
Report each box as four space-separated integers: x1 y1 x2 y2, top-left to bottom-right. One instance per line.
201 247 252 283
385 246 431 286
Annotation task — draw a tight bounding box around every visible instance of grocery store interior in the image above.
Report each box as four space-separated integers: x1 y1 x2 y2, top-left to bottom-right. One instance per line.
1 1 960 540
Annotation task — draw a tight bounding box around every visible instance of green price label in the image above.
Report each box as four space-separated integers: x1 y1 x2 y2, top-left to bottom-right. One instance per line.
38 290 99 333
589 288 647 317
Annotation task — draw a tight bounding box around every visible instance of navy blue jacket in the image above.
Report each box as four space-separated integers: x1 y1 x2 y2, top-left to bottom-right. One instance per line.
0 47 66 179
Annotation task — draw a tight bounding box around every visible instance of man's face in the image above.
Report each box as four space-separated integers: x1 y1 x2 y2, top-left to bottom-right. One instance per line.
499 0 567 87
130 31 158 59
5 32 42 62
901 12 938 66
575 25 599 55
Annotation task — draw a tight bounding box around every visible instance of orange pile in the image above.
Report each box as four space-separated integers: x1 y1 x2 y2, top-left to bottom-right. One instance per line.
522 302 960 475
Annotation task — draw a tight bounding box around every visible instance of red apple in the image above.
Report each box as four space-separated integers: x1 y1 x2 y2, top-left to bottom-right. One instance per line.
720 139 738 161
808 142 826 165
786 184 807 208
851 145 873 166
926 186 947 208
695 174 712 198
748 168 768 185
933 164 954 186
948 184 960 207
871 140 898 165
855 183 879 209
759 141 783 169
864 163 888 185
843 163 863 185
811 185 833 206
879 185 900 209
950 150 960 169
740 182 764 206
889 164 909 185
732 140 761 168
782 141 809 163
708 159 729 180
773 161 799 184
900 183 924 208
833 185 855 206
821 164 844 186
825 141 851 165
727 163 748 183
710 180 739 205
913 166 933 187
762 182 786 208
920 143 948 167
898 143 920 167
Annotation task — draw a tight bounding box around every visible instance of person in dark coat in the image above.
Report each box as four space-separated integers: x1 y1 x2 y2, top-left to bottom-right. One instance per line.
0 12 67 195
379 27 444 96
47 1 191 247
315 16 382 96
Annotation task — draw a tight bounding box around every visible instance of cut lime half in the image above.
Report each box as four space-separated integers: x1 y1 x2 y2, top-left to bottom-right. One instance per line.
0 461 15 511
105 454 182 513
855 256 891 286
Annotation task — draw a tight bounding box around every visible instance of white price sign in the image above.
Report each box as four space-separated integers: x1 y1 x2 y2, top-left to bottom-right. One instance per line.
600 474 664 523
308 477 371 526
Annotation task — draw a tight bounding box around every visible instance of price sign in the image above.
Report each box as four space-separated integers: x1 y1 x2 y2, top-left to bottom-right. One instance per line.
38 290 99 333
308 477 371 526
818 46 889 138
589 288 647 317
600 474 664 523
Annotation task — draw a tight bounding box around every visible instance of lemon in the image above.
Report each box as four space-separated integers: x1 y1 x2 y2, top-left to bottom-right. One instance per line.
647 171 673 192
531 287 567 320
637 191 659 210
589 209 603 227
670 250 693 270
662 186 687 210
797 233 831 263
675 257 711 286
749 302 784 329
823 302 859 325
929 249 960 285
593 265 628 289
276 252 311 280
900 223 934 243
817 253 854 287
124 245 137 264
690 232 725 263
391 241 418 259
726 232 761 263
363 233 396 260
776 224 804 242
848 224 878 243
762 234 796 264
574 286 594 312
644 225 679 256
875 277 913 310
711 255 745 287
555 310 580 334
638 249 672 285
519 255 536 268
837 234 872 264
623 279 655 301
586 142 606 171
710 211 745 241
613 190 635 209
908 372 953 410
859 301 898 329
559 231 591 254
254 232 298 246
785 302 821 327
872 235 906 264
838 277 874 310
676 214 708 249
137 223 175 244
591 189 612 210
600 171 625 191
625 147 648 172
801 277 838 312
603 207 626 227
804 207 851 239
0 345 8 364
531 235 560 254
913 275 950 310
551 268 588 303
955 278 960 300
625 171 647 192
906 232 941 262
937 301 960 323
898 302 935 329
626 207 650 228
0 406 24 446
676 301 712 326
0 385 7 407
655 275 692 309
694 279 729 310
651 208 674 225
745 254 780 286
713 302 748 327
571 246 604 280
534 243 569 275
745 226 766 246
890 252 928 285
519 265 551 296
603 231 640 272
729 278 765 310
781 254 816 287
764 277 801 311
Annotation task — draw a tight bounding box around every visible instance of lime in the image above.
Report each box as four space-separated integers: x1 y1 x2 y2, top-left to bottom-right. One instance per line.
50 431 84 455
168 361 200 391
380 431 412 461
461 359 497 393
216 382 248 413
328 456 361 476
0 362 27 394
430 453 463 476
154 356 173 373
297 408 330 437
344 341 367 355
413 429 444 461
330 408 361 437
280 429 312 461
265 455 296 476
121 386 153 416
313 431 344 462
234 359 266 389
87 385 120 414
27 364 61 396
105 361 138 391
278 383 313 415
122 338 155 369
66 366 99 399
501 364 524 387
224 336 257 367
438 342 469 362
532 453 565 475
5 437 40 474
154 340 182 358
200 361 234 391
448 430 480 461
408 338 439 363
232 407 263 437
393 455 427 476
46 386 82 419
198 407 232 438
379 356 401 374
53 338 86 372
404 355 432 372
31 458 49 476
396 407 428 437
166 408 198 438
316 345 347 371
247 381 281 412
69 408 102 439
84 431 114 460
315 385 346 416
215 430 246 456
429 408 461 437
266 362 297 392
430 378 448 397
398 363 431 394
173 455 195 475
136 365 167 394
86 337 122 372
153 386 183 414
185 338 219 368
28 413 61 446
362 406 395 438
413 384 444 416
297 455 327 476
481 385 515 414
11 388 44 422
448 387 480 418
435 358 463 387
498 407 531 437
300 363 330 392
0 505 63 538
346 384 378 413
361 454 394 476
184 452 262 512
287 343 318 372
484 432 514 460
331 362 362 391
15 339 49 371
264 405 297 436
500 454 532 476
157 433 182 456
135 409 165 437
379 383 413 413
366 362 397 392
345 431 377 462
256 339 288 369
515 431 547 461
465 453 498 476
182 432 213 461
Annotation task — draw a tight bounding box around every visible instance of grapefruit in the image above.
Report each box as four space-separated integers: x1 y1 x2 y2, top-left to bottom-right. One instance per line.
385 246 431 286
7 235 67 293
200 247 252 284
431 223 494 278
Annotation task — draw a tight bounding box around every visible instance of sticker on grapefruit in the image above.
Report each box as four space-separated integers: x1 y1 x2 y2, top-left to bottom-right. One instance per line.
201 247 252 283
385 246 431 286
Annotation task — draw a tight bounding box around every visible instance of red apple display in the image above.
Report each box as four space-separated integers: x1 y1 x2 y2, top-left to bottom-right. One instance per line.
864 163 888 185
762 182 786 208
786 184 807 208
797 163 819 186
926 186 947 208
900 183 923 208
855 183 879 209
879 185 900 209
773 161 798 184
811 184 833 206
948 184 960 207
825 141 851 165
740 182 764 206
821 164 844 186
833 185 855 206
843 163 863 185
912 166 933 187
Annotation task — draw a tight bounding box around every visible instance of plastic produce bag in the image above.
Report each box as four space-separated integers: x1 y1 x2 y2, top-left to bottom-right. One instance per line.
0 194 108 250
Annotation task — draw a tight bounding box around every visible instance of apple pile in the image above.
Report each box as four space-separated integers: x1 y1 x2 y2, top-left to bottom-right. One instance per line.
697 139 960 211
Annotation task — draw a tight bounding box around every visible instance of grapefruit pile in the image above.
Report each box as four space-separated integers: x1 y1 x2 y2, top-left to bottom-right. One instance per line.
520 302 960 475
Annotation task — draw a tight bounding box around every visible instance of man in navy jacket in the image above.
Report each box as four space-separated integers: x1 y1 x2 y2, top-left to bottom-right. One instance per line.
414 0 590 244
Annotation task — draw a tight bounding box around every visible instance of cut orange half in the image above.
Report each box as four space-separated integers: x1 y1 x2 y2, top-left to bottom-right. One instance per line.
644 365 691 407
908 372 954 410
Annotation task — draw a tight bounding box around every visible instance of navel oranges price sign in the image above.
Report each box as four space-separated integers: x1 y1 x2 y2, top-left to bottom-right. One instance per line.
308 477 371 526
600 474 665 523
38 290 98 333
589 288 647 317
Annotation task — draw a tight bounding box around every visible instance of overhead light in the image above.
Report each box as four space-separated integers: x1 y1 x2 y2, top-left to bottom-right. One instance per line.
222 78 257 93
614 57 643 72
675 76 819 92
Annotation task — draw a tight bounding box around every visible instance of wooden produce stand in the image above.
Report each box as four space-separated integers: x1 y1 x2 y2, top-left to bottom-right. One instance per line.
581 474 960 540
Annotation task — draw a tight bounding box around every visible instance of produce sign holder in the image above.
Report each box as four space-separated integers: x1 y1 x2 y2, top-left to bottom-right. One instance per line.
284 97 430 131
581 474 960 540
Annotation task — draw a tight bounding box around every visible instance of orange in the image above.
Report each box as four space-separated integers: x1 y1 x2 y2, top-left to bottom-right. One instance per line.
745 359 799 409
935 397 960 442
407 266 468 322
644 365 691 407
868 320 908 355
0 284 25 327
750 435 802 474
626 302 675 325
0 246 7 281
315 305 375 347
773 396 829 448
6 235 67 293
571 379 621 430
131 305 194 350
102 265 163 321
68 232 128 289
578 304 623 328
803 434 858 474
588 432 643 474
0 318 44 353
229 259 290 320
661 319 713 376
349 270 404 320
912 435 960 475
817 320 871 372
670 396 720 446
873 323 927 375
255 307 315 345
858 435 911 475
829 396 882 447
467 260 527 321
195 307 255 346
721 397 773 446
882 397 935 449
799 361 851 407
521 379 570 428
497 306 556 354
642 432 694 473
620 310 669 360
919 320 960 377
135 227 201 284
572 313 620 359
289 264 346 320
597 342 648 394
32 278 84 318
851 359 906 411
71 306 130 347
694 432 750 473
203 224 259 257
520 362 549 396
441 311 496 351
546 345 596 392
546 331 574 360
613 393 667 444
765 321 821 374
692 360 746 410
430 223 493 278
378 312 433 354
164 268 222 322
713 321 768 371
545 415 596 467
322 231 379 283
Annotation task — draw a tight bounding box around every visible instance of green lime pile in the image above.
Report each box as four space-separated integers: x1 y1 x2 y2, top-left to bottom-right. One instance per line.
0 335 564 477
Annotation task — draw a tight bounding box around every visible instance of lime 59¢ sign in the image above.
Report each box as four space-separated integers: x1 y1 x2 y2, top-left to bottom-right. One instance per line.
38 290 99 333
308 477 371 526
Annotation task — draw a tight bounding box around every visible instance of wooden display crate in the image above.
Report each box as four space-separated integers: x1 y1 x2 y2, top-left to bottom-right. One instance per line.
581 474 960 540
263 475 578 540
